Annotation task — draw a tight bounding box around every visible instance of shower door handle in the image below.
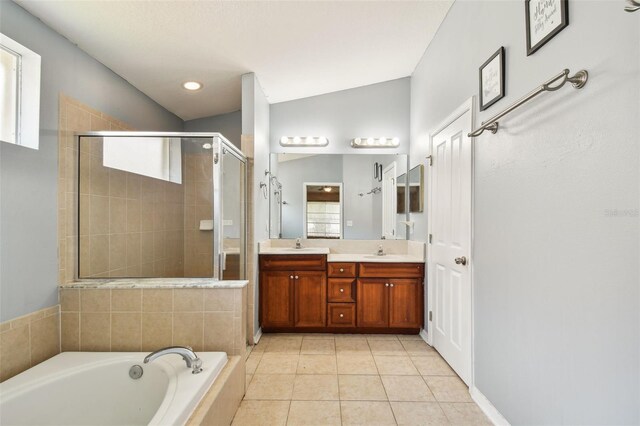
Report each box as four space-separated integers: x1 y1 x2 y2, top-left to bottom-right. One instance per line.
221 252 227 271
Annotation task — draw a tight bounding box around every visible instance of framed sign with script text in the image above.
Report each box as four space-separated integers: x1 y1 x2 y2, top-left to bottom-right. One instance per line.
525 0 569 56
479 47 505 111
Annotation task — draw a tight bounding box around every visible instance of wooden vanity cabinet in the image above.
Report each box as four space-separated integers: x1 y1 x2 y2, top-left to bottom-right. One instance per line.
357 263 424 330
260 255 327 330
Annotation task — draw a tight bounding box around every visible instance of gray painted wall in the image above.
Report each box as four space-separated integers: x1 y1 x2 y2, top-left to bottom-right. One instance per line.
184 110 242 149
270 78 410 154
410 0 639 423
0 1 183 321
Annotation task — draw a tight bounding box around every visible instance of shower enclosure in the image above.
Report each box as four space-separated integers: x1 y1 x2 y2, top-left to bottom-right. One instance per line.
76 132 246 281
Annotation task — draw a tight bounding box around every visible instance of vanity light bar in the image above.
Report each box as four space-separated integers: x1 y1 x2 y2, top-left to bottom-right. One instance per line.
279 136 329 147
351 137 400 148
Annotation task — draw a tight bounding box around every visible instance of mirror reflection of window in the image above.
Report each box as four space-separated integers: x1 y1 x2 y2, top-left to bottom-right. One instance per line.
305 184 342 239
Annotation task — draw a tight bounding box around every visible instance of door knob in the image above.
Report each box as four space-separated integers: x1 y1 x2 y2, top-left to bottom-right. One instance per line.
454 256 467 265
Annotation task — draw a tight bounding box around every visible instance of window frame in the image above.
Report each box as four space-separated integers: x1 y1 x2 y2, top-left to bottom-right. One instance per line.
0 33 41 150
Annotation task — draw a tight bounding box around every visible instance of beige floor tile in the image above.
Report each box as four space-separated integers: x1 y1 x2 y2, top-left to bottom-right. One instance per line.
440 402 491 425
265 338 302 354
296 354 337 374
390 401 450 425
365 334 400 341
287 401 341 425
232 400 290 426
402 340 438 356
335 338 371 353
424 377 472 403
337 353 379 375
381 376 435 402
292 374 339 400
301 338 335 354
374 356 420 375
246 352 263 374
244 374 296 400
340 401 397 425
334 334 368 340
246 374 253 388
255 353 300 374
369 339 406 355
338 375 388 401
411 356 455 376
396 334 424 341
302 334 336 340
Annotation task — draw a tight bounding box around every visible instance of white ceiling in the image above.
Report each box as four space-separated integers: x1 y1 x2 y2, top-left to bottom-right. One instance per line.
16 0 453 121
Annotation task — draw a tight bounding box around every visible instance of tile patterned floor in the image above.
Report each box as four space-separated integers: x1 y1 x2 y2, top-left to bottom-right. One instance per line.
231 334 491 425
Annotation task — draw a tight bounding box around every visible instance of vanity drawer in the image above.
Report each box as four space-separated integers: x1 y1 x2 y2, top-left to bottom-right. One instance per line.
358 262 424 278
327 303 356 327
260 254 327 271
328 263 357 277
328 278 356 303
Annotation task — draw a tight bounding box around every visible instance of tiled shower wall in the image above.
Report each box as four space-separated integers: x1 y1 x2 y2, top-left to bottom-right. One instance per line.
78 141 186 278
60 287 246 357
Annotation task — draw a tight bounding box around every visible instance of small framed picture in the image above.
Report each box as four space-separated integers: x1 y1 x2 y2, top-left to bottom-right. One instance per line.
525 0 569 56
479 47 505 111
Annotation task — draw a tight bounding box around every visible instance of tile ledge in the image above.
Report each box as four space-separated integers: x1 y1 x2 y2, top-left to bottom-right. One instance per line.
60 278 248 289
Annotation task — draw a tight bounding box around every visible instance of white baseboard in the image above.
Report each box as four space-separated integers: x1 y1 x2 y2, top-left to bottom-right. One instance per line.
470 386 510 426
419 328 430 345
253 327 262 344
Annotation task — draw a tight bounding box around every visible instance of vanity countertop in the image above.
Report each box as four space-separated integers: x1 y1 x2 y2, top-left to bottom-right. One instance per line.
327 253 424 263
259 247 331 255
60 278 249 289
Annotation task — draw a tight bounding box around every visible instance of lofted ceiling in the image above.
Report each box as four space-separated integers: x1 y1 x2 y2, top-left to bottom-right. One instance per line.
16 0 453 121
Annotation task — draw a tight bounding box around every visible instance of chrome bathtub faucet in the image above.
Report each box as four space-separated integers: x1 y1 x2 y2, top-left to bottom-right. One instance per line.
144 346 203 374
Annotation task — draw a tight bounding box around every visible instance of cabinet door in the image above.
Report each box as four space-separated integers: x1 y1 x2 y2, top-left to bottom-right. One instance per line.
388 279 422 328
357 279 388 327
261 271 294 328
294 271 327 327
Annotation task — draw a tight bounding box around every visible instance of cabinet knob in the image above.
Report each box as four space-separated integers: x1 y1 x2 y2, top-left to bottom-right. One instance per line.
339 268 344 272
390 283 394 287
339 288 344 293
295 275 299 279
290 275 294 279
339 314 344 318
385 283 389 287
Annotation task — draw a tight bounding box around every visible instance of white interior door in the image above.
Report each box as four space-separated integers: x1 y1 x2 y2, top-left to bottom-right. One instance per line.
428 101 473 385
381 162 397 239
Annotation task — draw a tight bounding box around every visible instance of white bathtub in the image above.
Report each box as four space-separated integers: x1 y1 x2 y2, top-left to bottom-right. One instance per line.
0 351 227 426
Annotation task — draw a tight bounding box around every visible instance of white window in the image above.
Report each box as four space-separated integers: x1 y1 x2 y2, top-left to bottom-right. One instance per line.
306 202 341 239
0 33 40 149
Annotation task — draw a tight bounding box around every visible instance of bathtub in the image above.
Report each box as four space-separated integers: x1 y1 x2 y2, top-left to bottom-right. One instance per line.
0 351 227 426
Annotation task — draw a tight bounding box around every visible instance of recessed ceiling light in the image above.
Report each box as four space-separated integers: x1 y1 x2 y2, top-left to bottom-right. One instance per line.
182 81 203 91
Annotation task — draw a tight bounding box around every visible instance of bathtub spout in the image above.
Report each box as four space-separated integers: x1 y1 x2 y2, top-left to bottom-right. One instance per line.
144 346 203 374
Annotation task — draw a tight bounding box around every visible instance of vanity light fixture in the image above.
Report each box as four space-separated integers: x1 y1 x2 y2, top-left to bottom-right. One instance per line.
279 136 329 147
182 81 203 91
351 137 400 149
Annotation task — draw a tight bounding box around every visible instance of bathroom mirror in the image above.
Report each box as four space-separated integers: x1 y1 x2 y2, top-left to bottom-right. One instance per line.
408 164 424 213
269 153 409 240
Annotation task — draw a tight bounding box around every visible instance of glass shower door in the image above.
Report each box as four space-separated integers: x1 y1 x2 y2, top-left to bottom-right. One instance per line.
213 137 246 280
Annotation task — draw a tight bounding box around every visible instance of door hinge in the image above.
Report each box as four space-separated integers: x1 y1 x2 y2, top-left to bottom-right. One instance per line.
428 234 432 244
426 155 433 166
429 311 433 321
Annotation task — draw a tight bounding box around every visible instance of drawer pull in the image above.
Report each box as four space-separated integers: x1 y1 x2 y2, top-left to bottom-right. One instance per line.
339 314 344 318
339 288 344 293
339 268 344 272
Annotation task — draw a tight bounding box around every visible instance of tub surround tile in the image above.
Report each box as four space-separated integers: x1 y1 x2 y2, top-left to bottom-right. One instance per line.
61 312 80 351
111 289 142 312
142 313 173 351
80 313 111 351
173 312 204 351
111 313 142 351
0 305 61 382
142 289 173 312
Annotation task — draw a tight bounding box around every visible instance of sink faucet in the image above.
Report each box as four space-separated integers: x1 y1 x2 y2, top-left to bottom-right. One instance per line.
144 346 203 374
295 238 302 249
377 245 385 256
